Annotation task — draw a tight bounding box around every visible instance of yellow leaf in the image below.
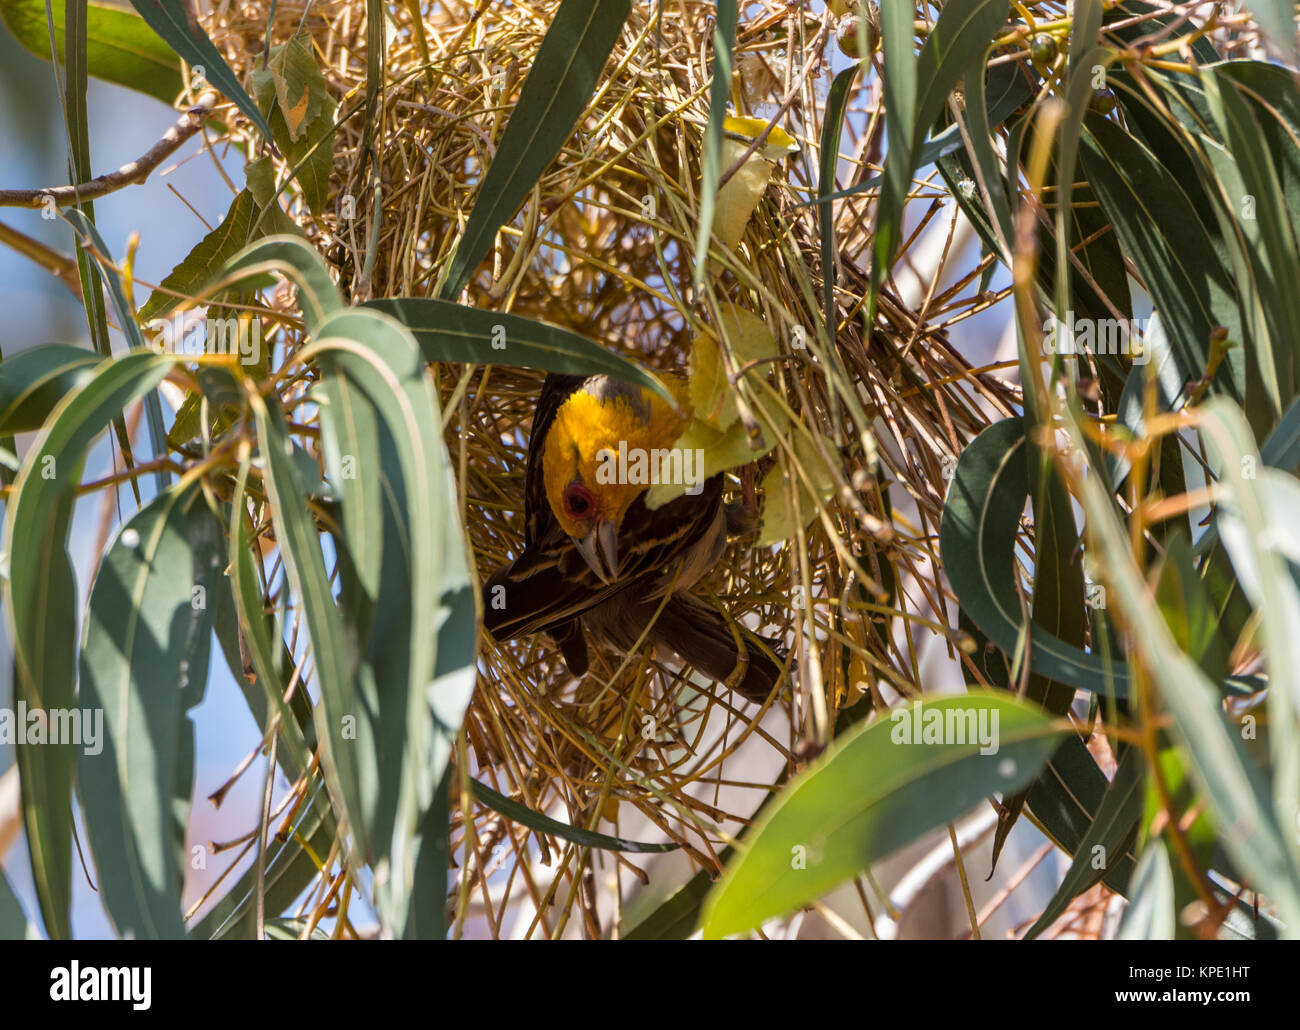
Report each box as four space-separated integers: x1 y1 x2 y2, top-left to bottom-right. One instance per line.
721 305 779 365
722 115 800 159
688 306 777 431
757 427 836 545
644 406 786 510
712 137 773 252
756 459 794 546
688 329 732 429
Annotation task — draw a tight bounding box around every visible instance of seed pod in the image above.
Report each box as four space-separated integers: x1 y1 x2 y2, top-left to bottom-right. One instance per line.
1029 33 1058 66
1089 87 1117 115
836 3 880 58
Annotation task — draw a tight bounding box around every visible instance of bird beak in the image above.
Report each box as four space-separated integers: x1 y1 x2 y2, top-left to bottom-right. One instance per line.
573 519 619 583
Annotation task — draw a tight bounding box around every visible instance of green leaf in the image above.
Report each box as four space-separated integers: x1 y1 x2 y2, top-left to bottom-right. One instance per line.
0 865 34 939
873 0 919 298
1152 61 1300 426
621 869 714 940
310 305 476 936
0 0 182 105
1063 398 1300 933
226 457 316 785
940 417 1132 696
265 32 327 137
955 54 1014 255
2 350 177 939
1080 111 1245 402
138 190 261 323
0 343 101 435
78 481 222 939
959 610 1134 891
1101 1 1221 65
691 0 735 286
1200 66 1300 406
63 209 170 492
1201 403 1300 709
1069 0 1104 78
403 775 450 940
420 551 477 940
1261 396 1300 472
701 692 1065 938
815 59 1034 204
621 789 780 939
1107 313 1188 488
1155 530 1229 680
210 545 315 784
65 0 91 216
647 406 784 510
214 235 342 334
439 0 631 299
60 0 140 501
1145 85 1282 420
470 780 678 854
124 0 273 141
1022 745 1142 939
363 297 673 402
1024 734 1135 894
249 391 366 872
911 0 1008 158
819 66 858 324
1117 839 1175 940
1145 744 1218 937
263 918 331 940
1050 44 1116 341
362 0 382 148
1198 401 1300 897
251 33 336 216
991 390 1090 867
875 0 1007 275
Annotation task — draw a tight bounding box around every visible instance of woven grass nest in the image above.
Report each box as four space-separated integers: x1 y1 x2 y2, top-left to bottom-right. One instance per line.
196 0 1031 934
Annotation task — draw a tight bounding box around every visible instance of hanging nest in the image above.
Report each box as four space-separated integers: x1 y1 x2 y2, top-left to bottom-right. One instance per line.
194 0 1036 935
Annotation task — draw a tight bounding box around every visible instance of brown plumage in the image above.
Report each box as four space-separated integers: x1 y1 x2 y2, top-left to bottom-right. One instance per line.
481 372 785 702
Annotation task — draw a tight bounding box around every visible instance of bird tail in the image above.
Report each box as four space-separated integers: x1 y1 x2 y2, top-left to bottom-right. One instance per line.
588 592 786 703
652 595 786 702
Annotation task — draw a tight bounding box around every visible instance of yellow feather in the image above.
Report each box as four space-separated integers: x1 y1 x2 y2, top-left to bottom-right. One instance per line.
542 379 690 538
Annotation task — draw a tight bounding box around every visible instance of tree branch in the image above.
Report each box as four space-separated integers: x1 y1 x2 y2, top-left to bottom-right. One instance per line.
0 93 219 209
0 219 83 297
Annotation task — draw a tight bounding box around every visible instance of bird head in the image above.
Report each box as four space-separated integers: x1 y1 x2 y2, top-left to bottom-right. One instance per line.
541 377 687 583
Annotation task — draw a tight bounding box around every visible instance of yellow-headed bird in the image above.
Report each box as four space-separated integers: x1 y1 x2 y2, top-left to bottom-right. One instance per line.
482 373 785 702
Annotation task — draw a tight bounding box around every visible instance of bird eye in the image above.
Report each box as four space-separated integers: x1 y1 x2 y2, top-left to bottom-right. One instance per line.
562 482 594 519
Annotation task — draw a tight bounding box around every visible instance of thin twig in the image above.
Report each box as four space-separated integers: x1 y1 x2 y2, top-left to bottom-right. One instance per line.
0 94 219 208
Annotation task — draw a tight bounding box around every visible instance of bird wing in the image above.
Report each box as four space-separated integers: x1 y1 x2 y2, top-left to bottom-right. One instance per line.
485 477 724 641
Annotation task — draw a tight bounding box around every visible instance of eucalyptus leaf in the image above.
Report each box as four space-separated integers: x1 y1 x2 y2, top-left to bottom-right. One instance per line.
702 693 1064 938
0 0 181 104
3 351 178 939
79 482 222 939
439 0 631 298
